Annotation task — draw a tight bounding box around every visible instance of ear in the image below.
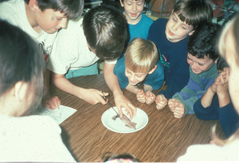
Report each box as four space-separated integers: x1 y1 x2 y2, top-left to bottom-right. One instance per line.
28 0 40 11
188 30 195 36
13 81 29 102
148 65 157 74
120 0 124 7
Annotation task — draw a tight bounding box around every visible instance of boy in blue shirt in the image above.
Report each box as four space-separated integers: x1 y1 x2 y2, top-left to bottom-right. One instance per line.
168 23 220 118
148 0 213 110
114 38 164 104
194 57 239 138
120 0 153 44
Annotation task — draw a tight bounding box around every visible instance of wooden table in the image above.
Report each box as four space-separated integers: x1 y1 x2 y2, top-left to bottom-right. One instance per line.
50 74 226 162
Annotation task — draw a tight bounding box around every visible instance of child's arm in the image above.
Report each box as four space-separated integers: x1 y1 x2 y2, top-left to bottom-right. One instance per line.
104 62 136 119
155 94 168 110
42 68 61 109
50 72 108 105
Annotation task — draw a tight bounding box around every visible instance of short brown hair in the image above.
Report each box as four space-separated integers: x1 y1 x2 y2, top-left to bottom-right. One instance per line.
173 0 213 29
125 38 158 73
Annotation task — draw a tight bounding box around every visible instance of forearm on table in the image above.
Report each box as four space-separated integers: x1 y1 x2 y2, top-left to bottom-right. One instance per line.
51 72 84 98
126 84 139 94
201 87 215 108
144 84 153 92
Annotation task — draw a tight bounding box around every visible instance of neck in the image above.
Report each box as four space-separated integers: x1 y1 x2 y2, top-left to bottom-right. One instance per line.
25 3 42 34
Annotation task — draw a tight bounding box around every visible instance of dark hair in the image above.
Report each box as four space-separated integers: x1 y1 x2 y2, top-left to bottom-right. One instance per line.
102 152 140 162
217 56 229 71
188 22 221 61
173 0 213 29
83 5 127 60
24 0 84 19
0 19 44 98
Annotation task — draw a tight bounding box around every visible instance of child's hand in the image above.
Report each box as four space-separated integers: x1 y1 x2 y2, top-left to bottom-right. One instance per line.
155 94 167 110
145 91 156 105
168 99 185 118
42 94 61 110
136 89 146 103
216 70 229 95
79 89 109 105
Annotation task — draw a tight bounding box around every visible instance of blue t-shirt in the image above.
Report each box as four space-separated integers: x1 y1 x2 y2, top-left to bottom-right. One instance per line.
147 18 190 99
127 14 153 44
113 55 164 90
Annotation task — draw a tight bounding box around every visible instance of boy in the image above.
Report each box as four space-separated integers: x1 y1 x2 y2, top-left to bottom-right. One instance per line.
113 38 164 104
168 22 220 119
0 0 84 109
119 0 153 44
148 0 213 110
194 57 239 138
47 6 136 119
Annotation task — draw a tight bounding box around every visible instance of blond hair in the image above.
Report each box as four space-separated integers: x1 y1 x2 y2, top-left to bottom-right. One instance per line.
125 38 158 73
213 13 239 146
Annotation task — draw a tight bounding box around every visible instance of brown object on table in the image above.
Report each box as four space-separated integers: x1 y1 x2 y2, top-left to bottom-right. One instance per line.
50 74 226 162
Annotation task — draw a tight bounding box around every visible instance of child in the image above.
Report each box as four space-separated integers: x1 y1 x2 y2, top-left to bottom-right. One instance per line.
148 0 213 109
113 38 164 104
194 57 239 138
0 20 76 162
47 5 136 119
94 152 140 162
177 13 239 162
119 0 153 44
0 0 84 110
168 22 221 119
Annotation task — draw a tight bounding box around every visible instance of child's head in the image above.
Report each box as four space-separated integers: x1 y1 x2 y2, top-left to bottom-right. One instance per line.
24 0 84 33
125 38 158 86
218 13 239 113
166 0 213 43
0 20 44 116
120 0 146 24
187 22 221 74
101 152 140 162
83 5 127 61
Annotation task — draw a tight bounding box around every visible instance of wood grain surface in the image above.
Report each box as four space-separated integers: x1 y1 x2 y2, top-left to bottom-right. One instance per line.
50 74 226 162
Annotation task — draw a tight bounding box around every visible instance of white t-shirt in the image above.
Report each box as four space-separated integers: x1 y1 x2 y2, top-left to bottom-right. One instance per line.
0 0 57 62
0 114 76 162
177 139 239 162
47 18 99 74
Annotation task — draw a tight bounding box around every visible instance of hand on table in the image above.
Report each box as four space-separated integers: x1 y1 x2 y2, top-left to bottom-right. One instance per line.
145 91 156 105
155 94 167 110
114 91 136 119
136 89 146 103
168 98 185 118
42 94 61 110
79 88 109 105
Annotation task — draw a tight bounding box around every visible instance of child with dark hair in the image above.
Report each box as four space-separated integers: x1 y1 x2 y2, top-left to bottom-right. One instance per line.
0 0 84 110
148 0 213 110
194 57 239 138
168 22 221 119
47 5 136 119
0 20 76 162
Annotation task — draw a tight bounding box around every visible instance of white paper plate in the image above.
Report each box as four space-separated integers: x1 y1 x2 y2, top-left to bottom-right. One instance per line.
101 107 148 133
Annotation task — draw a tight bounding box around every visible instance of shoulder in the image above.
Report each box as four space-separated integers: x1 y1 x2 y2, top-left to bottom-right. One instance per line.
141 14 153 23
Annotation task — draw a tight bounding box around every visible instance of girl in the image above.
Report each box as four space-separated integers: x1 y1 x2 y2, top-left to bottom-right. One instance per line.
177 13 239 161
0 20 76 162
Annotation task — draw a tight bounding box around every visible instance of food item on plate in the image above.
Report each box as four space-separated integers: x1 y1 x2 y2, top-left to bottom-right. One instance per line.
112 114 137 130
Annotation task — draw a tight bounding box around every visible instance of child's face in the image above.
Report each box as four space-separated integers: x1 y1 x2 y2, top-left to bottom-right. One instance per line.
120 0 144 24
165 13 194 43
224 31 239 113
125 67 148 86
187 53 216 74
35 8 68 34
